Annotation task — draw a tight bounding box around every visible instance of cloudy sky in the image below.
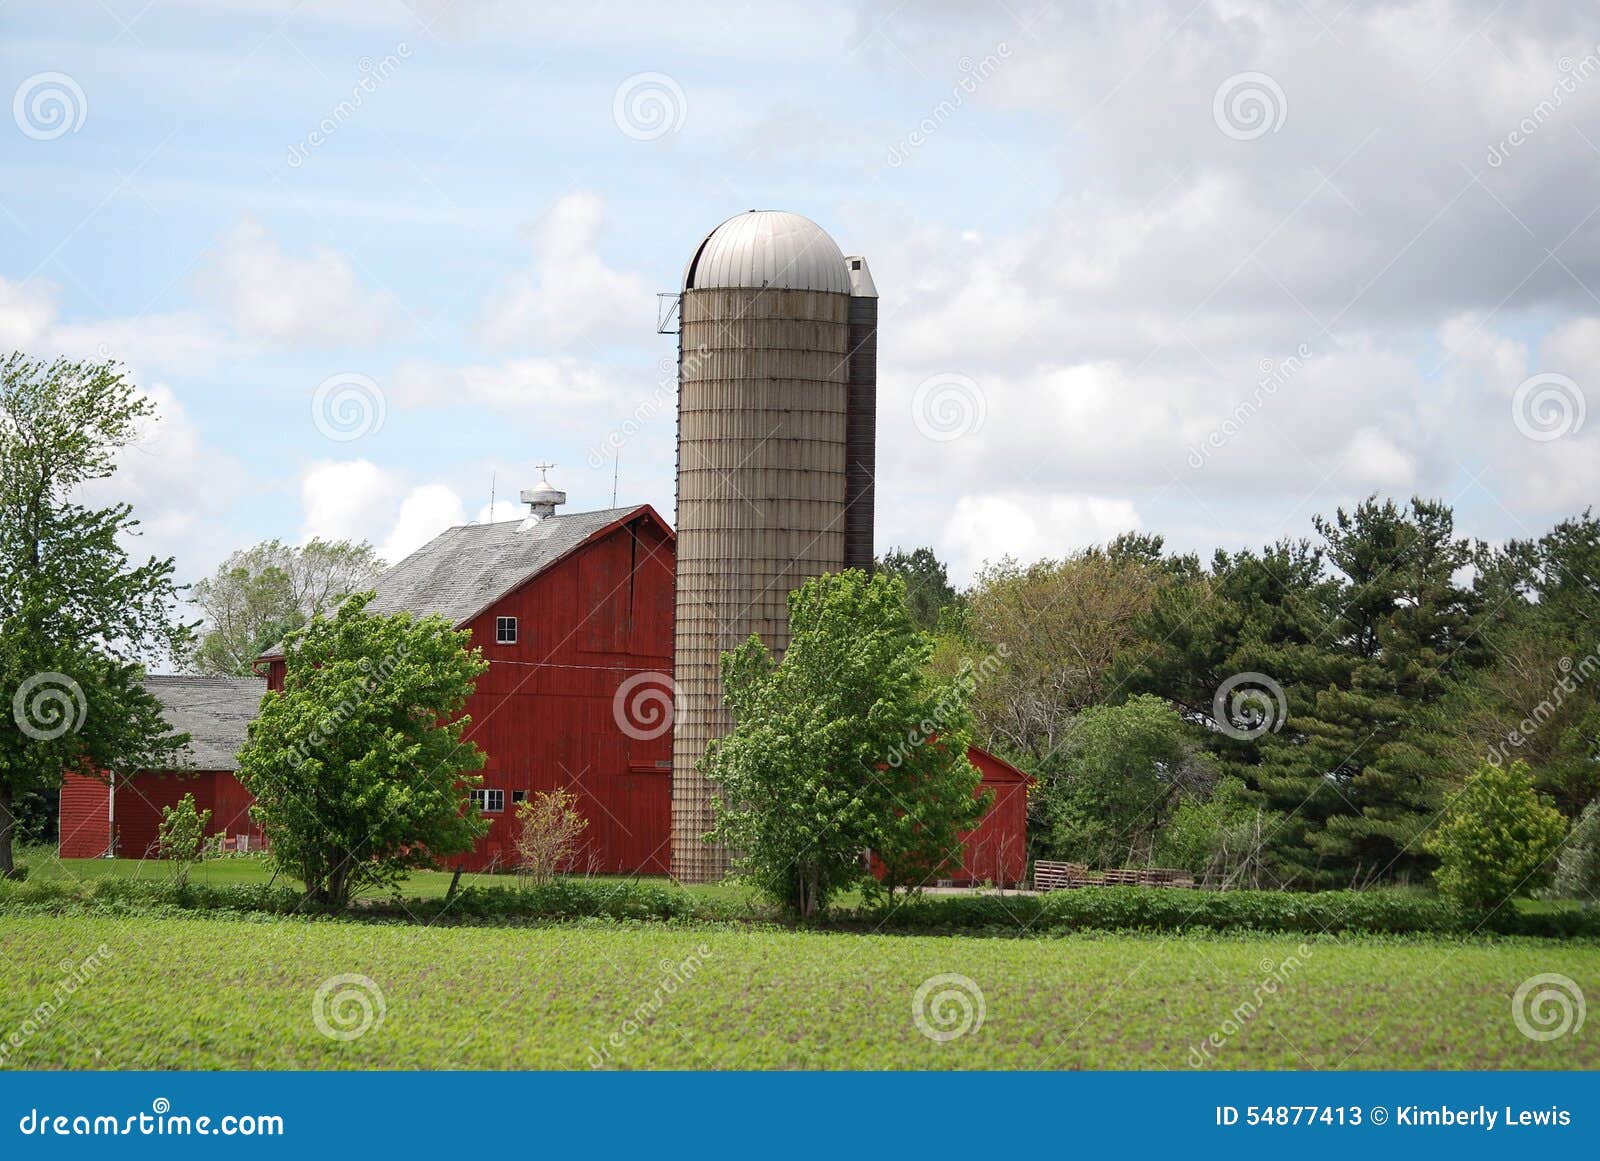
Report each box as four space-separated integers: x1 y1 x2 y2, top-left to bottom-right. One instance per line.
3 0 1597 592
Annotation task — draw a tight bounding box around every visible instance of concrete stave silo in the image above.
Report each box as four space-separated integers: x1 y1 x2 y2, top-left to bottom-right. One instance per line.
670 211 876 884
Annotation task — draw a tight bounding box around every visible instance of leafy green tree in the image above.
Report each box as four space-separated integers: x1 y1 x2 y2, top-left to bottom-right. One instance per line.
1157 776 1274 887
703 570 986 919
1036 694 1214 867
1424 761 1566 916
157 792 211 888
188 538 386 676
1554 798 1600 905
963 551 1161 761
0 354 192 877
236 593 490 909
877 546 959 632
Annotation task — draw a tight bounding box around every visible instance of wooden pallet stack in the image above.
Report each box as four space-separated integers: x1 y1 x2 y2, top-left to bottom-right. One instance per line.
1032 860 1197 891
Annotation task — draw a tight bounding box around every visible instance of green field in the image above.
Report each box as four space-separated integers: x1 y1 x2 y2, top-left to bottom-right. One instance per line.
1 913 1595 1070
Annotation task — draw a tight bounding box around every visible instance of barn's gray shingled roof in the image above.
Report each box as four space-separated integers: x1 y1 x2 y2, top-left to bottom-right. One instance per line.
144 675 266 772
255 506 655 661
363 506 648 625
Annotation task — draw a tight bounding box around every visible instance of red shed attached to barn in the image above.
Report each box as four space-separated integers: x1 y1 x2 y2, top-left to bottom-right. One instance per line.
58 676 267 859
957 746 1032 887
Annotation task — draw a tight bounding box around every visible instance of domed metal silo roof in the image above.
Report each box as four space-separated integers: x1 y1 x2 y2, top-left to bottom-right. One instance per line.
682 210 851 294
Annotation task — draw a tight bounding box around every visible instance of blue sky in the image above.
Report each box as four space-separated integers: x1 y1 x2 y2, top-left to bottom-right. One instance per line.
4 0 1598 592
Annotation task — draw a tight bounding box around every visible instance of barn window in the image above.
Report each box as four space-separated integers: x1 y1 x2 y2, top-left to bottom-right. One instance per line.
495 616 518 645
511 791 527 805
471 789 505 814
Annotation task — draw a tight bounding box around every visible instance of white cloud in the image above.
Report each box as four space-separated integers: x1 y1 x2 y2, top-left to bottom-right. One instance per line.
382 484 467 562
195 218 398 346
300 460 400 546
79 385 242 588
480 192 647 349
0 277 56 349
299 461 477 566
941 492 1142 584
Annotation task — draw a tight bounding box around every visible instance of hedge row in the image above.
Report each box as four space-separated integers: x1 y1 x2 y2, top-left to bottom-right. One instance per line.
3 876 1595 938
858 887 1600 938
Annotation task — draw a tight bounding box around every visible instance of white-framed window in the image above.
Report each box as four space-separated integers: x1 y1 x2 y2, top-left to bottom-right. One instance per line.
495 616 518 645
471 789 505 814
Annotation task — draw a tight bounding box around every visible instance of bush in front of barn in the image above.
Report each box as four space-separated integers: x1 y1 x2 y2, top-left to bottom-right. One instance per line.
5 876 1597 937
855 887 1600 938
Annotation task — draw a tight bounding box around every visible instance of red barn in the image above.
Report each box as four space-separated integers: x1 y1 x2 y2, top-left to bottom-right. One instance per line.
58 676 267 859
258 501 676 874
59 490 1027 882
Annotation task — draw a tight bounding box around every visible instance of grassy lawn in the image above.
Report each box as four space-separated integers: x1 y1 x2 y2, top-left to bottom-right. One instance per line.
1 913 1595 1070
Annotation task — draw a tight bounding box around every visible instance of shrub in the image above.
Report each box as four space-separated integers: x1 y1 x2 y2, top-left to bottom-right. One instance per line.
1554 798 1600 905
157 792 211 888
1424 761 1567 917
514 789 588 887
237 594 491 909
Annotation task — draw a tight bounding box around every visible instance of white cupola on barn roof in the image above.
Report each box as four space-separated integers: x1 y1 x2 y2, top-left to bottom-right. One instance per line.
519 463 566 528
